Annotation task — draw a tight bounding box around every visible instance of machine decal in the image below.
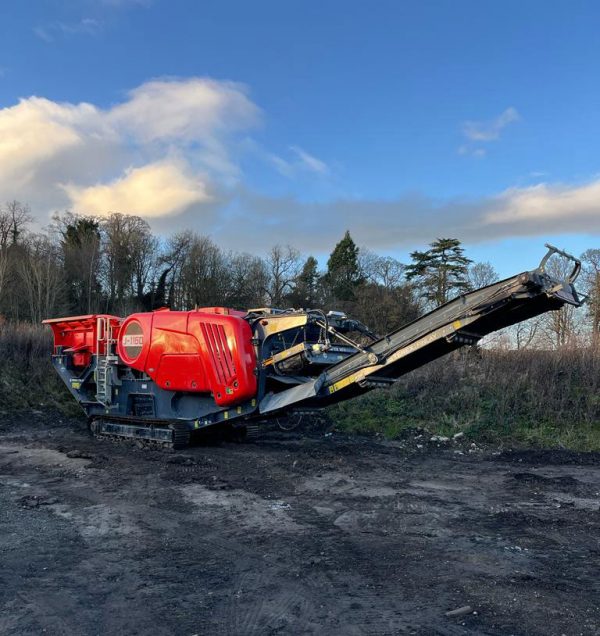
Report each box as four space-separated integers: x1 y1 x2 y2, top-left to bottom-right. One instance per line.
121 321 144 358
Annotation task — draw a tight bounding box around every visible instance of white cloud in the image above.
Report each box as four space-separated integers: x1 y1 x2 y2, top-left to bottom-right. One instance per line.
108 78 260 182
0 77 260 218
462 107 520 142
260 144 330 178
192 177 600 253
289 146 329 175
459 107 520 157
34 18 102 42
109 79 260 144
267 153 295 178
486 180 600 227
62 160 212 217
458 144 486 159
0 97 103 189
0 80 597 252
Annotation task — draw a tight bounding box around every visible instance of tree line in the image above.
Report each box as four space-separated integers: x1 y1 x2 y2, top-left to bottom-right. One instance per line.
0 200 598 347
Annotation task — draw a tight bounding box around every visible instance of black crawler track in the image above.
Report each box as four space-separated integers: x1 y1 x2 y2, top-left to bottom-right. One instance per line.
87 416 260 449
89 417 191 450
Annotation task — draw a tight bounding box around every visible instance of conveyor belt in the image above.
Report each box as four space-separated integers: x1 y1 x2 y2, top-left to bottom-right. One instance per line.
259 245 582 414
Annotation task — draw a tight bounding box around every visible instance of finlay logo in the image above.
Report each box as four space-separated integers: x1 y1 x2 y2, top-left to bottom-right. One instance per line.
123 334 144 347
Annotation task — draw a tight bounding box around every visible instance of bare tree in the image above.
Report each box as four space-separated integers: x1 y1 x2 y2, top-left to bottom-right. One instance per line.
52 212 102 314
265 244 301 306
101 213 155 313
162 233 237 310
0 246 8 305
0 206 12 250
160 231 193 310
17 235 64 323
581 248 600 346
354 280 420 335
467 261 499 289
513 318 541 350
539 255 581 348
0 205 9 300
360 249 405 290
225 252 269 309
4 201 33 245
180 234 228 308
0 202 34 320
355 248 419 333
129 223 159 306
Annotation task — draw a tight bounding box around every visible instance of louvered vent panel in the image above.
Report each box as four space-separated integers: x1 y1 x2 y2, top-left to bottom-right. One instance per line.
201 323 236 385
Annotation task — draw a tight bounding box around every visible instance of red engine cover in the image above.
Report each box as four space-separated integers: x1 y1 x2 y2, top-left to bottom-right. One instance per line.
117 308 256 407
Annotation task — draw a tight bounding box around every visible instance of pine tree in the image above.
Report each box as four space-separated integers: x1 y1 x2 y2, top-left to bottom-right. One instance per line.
405 238 472 306
290 256 320 307
323 231 363 301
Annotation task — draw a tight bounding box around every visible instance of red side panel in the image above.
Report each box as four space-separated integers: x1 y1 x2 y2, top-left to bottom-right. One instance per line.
72 352 92 368
152 310 207 392
116 309 257 406
43 314 121 366
188 313 257 405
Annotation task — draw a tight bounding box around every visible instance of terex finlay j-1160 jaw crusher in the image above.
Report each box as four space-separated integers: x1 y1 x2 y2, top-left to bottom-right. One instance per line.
44 245 582 449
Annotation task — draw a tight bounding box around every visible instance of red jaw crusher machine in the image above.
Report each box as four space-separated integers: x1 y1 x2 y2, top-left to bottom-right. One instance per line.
45 245 581 449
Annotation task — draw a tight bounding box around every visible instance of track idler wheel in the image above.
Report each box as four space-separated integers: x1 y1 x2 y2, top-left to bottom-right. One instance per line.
277 413 304 431
169 422 191 450
221 423 260 443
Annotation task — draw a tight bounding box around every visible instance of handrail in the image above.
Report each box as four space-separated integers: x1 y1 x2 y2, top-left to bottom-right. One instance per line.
539 243 581 284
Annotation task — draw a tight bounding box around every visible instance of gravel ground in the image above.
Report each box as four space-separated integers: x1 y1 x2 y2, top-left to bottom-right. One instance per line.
0 412 599 635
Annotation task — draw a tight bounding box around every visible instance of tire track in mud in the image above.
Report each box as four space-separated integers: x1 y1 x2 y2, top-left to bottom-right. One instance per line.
224 572 316 636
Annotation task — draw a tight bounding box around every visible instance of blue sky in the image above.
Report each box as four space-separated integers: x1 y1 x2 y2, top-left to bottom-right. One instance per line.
1 0 599 275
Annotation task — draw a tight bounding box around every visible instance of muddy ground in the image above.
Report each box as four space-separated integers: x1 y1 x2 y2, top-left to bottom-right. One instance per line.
0 413 598 636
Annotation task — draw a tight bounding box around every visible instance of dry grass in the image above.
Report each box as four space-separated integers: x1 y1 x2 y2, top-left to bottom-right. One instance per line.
330 347 600 451
1 323 598 449
0 322 77 413
0 322 52 366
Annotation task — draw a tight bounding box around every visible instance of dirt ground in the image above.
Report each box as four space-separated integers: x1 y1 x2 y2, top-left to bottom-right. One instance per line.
0 413 598 636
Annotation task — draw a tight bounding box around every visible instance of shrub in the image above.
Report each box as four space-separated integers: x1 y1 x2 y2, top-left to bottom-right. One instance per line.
0 322 77 413
328 347 600 451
